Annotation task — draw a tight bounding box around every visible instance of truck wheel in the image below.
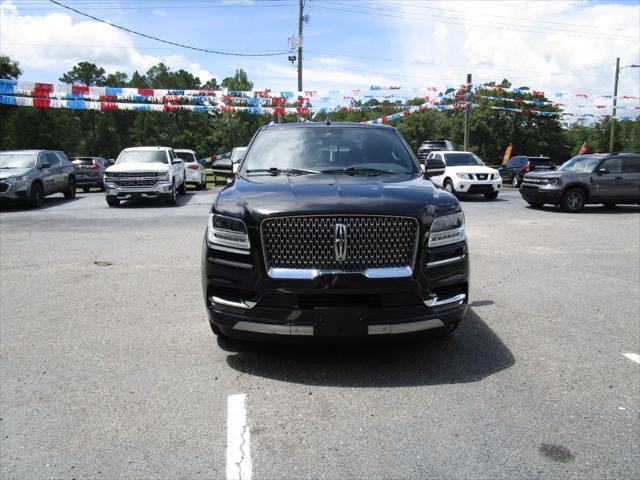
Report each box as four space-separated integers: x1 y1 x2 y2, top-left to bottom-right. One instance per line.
166 182 177 205
512 175 520 188
106 196 120 207
561 188 585 212
484 191 499 200
63 177 76 199
28 183 44 208
178 179 186 195
201 173 207 190
444 179 455 195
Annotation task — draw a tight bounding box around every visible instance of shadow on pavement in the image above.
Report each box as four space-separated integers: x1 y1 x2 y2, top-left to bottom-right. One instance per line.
222 308 514 387
0 195 79 211
117 192 197 208
525 204 639 214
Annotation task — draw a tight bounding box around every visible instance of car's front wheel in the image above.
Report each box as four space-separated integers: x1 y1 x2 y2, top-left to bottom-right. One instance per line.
200 173 207 190
444 179 455 195
28 183 44 208
484 191 499 200
63 177 76 199
166 181 177 205
178 178 186 195
561 188 586 212
106 196 120 207
512 175 520 188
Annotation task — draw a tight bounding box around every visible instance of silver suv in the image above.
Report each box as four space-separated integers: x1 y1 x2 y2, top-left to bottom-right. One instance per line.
0 150 77 208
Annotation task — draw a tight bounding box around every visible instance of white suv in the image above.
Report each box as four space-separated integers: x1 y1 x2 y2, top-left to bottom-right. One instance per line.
426 151 502 200
104 146 186 207
175 149 207 190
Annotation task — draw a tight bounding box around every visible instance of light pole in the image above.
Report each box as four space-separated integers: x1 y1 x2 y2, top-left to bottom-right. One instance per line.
610 59 639 152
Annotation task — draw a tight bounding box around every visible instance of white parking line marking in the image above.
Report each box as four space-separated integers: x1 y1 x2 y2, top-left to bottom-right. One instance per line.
226 394 252 480
623 353 640 364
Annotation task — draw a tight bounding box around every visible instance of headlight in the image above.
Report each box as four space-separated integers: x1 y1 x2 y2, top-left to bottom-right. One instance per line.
158 172 170 180
456 172 471 179
5 175 28 183
207 214 250 252
428 212 466 247
546 177 561 186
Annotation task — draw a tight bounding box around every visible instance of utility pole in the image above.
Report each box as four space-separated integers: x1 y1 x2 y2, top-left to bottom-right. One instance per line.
297 0 304 93
609 57 620 153
464 73 472 151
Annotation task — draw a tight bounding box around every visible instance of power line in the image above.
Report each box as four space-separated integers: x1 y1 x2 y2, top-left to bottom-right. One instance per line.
45 0 291 57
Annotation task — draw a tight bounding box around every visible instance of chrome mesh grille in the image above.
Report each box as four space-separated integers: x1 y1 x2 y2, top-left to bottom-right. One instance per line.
261 215 419 272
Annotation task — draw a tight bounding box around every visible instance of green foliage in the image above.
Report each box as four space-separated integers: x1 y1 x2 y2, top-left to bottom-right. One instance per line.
221 69 253 91
0 55 22 80
60 61 106 86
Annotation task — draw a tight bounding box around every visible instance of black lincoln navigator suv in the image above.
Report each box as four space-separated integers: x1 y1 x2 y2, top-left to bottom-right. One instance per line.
201 123 469 341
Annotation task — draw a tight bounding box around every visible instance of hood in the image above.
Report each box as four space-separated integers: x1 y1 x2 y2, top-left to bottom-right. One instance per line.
445 165 498 175
525 170 568 178
214 173 461 226
0 167 34 179
106 163 170 173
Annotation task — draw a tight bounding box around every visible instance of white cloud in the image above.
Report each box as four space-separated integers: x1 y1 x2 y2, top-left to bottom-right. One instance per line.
152 9 168 17
0 1 217 83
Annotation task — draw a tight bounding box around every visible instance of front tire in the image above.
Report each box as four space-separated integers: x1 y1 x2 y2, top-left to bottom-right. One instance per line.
63 177 76 199
166 181 177 205
178 178 186 195
444 179 455 194
561 188 586 212
106 196 120 207
484 191 499 200
512 175 520 188
28 183 44 208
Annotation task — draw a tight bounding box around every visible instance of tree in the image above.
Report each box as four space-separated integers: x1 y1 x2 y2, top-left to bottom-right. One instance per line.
0 55 22 80
104 71 129 87
60 61 106 86
221 69 253 91
203 78 221 90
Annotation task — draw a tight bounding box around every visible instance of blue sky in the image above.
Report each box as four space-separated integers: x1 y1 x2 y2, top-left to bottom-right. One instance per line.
1 0 639 113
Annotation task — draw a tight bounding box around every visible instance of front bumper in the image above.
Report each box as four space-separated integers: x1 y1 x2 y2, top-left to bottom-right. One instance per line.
202 233 469 341
75 173 103 187
452 178 501 194
104 181 173 199
519 185 562 204
0 180 29 201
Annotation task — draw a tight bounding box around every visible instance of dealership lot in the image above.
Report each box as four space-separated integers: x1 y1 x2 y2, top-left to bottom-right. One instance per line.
0 189 638 479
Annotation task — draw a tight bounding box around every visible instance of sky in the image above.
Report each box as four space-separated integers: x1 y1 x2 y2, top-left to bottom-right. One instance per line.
0 0 639 117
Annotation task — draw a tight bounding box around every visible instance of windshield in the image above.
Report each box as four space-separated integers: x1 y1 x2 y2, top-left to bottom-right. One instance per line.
243 127 419 174
117 150 168 165
444 153 484 167
175 151 197 162
558 155 601 172
0 152 37 169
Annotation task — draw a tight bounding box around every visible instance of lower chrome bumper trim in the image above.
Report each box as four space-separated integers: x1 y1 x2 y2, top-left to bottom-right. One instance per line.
426 255 467 268
423 293 467 307
233 321 313 335
209 296 257 310
368 318 445 335
267 265 413 280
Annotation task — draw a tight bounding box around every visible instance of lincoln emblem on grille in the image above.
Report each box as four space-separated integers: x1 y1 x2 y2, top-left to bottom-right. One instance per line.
334 222 348 262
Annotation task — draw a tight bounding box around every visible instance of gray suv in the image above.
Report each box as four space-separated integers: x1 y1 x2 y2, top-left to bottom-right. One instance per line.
520 152 640 212
0 150 77 208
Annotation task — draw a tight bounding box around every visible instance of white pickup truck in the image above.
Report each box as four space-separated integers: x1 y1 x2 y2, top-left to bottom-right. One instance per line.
104 146 186 207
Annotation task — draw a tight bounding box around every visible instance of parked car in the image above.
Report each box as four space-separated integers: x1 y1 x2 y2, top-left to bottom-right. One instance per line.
426 151 502 200
103 146 186 207
498 155 556 188
72 156 107 192
520 152 640 212
0 150 77 208
417 140 455 164
175 149 207 190
202 122 468 341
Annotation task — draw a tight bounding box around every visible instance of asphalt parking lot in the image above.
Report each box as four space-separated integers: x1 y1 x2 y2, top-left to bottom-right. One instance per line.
1 187 638 480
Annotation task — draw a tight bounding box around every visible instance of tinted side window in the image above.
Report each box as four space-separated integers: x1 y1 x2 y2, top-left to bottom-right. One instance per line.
622 157 640 173
600 157 623 174
55 152 71 165
46 152 60 167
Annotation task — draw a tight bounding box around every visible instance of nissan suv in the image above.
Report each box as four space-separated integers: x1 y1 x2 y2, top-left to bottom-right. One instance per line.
0 150 77 208
201 123 469 341
519 152 640 212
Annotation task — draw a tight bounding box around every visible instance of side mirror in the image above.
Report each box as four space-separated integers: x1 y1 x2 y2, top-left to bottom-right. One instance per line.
424 158 446 178
40 163 50 169
171 159 182 165
597 168 609 176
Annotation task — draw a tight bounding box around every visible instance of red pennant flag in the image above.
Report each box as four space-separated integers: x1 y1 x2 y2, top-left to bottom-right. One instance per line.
578 141 589 155
101 102 118 110
33 98 51 109
72 85 90 95
138 88 154 97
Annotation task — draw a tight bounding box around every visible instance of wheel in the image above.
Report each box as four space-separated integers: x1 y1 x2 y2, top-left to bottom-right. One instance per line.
28 183 44 208
444 179 455 194
484 191 499 200
63 177 76 199
82 186 90 193
603 203 616 209
106 196 120 207
561 188 586 212
166 181 177 205
512 175 520 188
201 174 207 190
525 200 544 208
178 178 186 195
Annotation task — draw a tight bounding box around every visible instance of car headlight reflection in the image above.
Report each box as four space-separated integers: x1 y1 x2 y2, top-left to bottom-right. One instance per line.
428 212 466 247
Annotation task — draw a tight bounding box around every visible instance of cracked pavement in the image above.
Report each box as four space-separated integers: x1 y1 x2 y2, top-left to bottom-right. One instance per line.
1 188 639 479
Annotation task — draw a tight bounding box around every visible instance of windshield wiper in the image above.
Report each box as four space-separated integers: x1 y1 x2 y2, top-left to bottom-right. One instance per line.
321 167 397 175
246 167 320 175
